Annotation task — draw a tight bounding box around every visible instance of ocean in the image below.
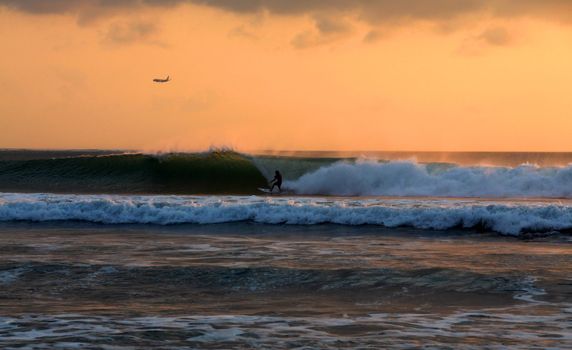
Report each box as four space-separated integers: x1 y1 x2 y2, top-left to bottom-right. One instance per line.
0 149 571 349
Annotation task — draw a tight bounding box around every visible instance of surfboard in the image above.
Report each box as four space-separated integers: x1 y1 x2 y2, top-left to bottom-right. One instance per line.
258 187 273 194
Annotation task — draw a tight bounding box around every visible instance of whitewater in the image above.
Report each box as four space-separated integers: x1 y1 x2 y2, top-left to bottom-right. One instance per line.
4 149 572 197
284 160 572 197
4 150 572 236
2 193 572 235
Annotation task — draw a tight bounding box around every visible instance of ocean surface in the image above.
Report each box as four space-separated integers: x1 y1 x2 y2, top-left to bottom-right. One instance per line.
0 149 571 349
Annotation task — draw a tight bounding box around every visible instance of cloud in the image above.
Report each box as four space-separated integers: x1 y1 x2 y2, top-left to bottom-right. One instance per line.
3 1 572 26
0 0 127 22
363 30 386 43
291 31 320 49
458 26 513 55
228 25 259 40
103 20 157 45
291 15 351 49
190 0 572 25
314 15 351 35
478 26 512 46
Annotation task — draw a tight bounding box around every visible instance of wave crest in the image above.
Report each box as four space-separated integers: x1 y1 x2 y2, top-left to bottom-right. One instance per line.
2 194 572 235
287 161 572 198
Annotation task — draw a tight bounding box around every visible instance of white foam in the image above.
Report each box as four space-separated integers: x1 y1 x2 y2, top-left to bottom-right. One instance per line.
0 267 26 285
2 193 572 235
512 276 547 303
286 160 572 198
190 328 244 342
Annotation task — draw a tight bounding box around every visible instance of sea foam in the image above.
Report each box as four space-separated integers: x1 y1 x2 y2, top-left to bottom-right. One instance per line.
1 193 572 235
286 160 572 197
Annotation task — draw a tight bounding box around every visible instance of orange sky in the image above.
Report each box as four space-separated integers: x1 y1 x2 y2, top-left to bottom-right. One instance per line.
1 1 572 151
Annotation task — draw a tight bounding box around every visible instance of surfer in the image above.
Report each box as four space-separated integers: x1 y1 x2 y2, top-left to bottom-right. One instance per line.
269 170 282 193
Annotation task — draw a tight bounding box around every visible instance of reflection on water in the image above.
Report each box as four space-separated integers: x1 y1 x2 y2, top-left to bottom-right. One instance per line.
0 223 570 348
1 310 571 349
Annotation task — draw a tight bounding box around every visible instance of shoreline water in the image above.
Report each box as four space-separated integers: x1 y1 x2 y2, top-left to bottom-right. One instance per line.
0 222 570 348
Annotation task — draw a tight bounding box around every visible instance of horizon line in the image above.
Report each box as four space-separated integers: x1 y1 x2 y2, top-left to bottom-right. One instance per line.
2 147 572 154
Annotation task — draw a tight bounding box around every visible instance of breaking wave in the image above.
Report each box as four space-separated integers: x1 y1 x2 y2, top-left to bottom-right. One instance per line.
2 193 572 235
2 149 572 198
286 161 572 198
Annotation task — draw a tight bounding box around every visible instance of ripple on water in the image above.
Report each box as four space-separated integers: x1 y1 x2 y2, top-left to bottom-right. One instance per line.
0 311 570 349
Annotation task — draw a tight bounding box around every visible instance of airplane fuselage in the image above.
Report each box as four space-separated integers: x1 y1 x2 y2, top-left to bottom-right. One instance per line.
153 76 170 83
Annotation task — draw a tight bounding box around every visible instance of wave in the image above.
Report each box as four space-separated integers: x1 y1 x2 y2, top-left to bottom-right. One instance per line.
0 151 267 194
2 193 572 235
3 150 572 198
286 160 572 198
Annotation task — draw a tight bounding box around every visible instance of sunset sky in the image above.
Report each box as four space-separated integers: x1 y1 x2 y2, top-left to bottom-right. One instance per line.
1 1 572 151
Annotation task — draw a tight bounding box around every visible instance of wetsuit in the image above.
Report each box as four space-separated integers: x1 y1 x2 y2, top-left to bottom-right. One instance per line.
271 172 282 192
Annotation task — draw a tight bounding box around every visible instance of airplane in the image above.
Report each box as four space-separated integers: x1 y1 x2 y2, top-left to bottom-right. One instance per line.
153 76 170 83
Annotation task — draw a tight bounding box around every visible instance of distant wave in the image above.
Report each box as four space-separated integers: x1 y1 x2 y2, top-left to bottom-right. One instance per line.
286 161 572 198
2 150 572 198
0 151 267 194
2 193 572 235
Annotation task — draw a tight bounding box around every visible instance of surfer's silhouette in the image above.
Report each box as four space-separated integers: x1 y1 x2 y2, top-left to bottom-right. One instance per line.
269 170 282 193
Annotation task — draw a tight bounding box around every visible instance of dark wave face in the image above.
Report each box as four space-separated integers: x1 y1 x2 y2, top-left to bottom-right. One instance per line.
0 151 268 194
4 149 572 197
